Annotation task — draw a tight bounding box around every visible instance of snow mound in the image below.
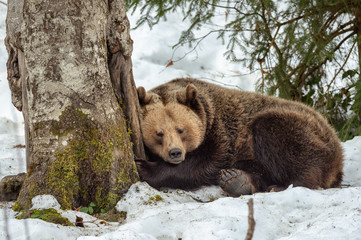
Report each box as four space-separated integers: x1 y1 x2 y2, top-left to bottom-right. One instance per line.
0 218 84 240
80 184 361 240
31 195 61 211
116 182 225 215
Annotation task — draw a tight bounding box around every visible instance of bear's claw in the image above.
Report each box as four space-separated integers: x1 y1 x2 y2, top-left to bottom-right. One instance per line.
219 169 252 197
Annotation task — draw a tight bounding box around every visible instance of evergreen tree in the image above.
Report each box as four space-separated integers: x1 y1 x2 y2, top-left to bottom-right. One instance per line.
126 0 361 140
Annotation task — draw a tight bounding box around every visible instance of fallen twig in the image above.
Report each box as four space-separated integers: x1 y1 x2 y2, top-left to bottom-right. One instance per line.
245 198 255 240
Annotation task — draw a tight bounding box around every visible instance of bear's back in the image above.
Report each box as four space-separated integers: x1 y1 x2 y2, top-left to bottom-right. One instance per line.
150 78 326 127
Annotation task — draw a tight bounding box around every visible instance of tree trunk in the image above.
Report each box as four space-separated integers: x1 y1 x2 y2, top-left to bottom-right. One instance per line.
5 0 144 211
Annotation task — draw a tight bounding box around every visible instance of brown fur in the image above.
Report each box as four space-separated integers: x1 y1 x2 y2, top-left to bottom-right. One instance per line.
136 78 343 193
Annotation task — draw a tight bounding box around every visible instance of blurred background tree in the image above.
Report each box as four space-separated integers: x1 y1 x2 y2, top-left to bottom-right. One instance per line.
126 0 361 141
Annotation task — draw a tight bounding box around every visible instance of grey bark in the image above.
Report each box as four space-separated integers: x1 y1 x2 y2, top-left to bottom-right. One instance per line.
107 0 145 159
5 0 144 209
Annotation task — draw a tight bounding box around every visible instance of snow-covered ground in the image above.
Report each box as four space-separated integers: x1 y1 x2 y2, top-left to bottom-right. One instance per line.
1 2 361 240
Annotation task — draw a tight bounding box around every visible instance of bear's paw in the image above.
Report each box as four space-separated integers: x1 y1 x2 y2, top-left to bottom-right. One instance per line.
219 169 252 197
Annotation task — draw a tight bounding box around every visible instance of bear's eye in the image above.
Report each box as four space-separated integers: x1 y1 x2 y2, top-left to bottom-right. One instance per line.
156 132 164 137
177 128 184 134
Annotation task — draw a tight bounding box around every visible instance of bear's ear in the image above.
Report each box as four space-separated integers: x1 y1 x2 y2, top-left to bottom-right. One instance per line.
137 87 160 105
137 87 147 103
137 87 152 105
185 84 198 103
177 83 199 107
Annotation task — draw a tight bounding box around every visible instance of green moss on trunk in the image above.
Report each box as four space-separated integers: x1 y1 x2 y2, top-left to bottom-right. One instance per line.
46 106 138 210
12 181 38 211
16 208 73 226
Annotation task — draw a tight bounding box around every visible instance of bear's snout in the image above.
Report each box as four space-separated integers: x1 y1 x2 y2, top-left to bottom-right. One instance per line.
169 148 183 163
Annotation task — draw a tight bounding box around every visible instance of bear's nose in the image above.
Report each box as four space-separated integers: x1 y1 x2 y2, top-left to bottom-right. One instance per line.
169 148 182 159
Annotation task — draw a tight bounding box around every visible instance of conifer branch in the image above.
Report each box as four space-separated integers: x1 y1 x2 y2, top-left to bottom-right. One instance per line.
324 40 356 114
296 30 355 84
274 2 351 28
287 25 355 88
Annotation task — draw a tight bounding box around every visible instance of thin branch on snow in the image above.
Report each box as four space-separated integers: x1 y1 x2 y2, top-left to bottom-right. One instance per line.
245 198 255 240
0 1 7 6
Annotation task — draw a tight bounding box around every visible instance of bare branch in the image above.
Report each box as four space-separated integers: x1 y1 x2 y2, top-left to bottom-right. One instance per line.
172 30 217 62
199 77 243 90
245 198 255 240
204 0 243 14
164 29 233 67
0 1 6 6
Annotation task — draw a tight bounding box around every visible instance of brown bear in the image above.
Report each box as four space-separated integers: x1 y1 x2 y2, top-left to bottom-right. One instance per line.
136 78 343 196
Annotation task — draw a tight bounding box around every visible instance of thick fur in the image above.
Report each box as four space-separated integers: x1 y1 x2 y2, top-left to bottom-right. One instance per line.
136 78 343 193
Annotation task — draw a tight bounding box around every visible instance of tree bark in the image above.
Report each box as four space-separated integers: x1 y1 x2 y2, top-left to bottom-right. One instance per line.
5 0 144 211
107 0 145 159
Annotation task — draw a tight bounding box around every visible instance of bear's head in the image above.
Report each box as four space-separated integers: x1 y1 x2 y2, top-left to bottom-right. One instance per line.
137 84 207 164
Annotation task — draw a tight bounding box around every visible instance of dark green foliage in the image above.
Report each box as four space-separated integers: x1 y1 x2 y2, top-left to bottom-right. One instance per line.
80 202 97 215
126 0 361 140
80 202 108 215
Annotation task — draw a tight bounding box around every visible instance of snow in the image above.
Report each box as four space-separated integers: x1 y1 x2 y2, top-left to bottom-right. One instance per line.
1 2 361 240
0 120 26 179
31 195 61 211
342 136 361 187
